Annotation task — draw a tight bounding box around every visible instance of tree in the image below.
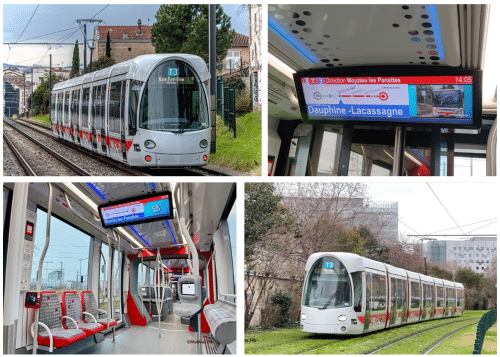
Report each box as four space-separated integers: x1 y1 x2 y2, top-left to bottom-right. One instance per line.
87 55 116 73
151 5 236 65
360 226 390 263
426 264 453 280
27 72 63 116
244 183 282 259
70 40 80 78
106 31 111 58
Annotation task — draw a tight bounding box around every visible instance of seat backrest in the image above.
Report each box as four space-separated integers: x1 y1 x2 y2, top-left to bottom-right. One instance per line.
62 291 83 327
81 291 99 320
38 292 63 333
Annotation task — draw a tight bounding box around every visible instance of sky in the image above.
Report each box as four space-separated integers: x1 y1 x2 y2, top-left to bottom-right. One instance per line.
3 4 250 68
366 182 497 241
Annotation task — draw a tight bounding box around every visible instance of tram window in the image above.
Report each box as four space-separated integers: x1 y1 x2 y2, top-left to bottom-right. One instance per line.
64 92 70 122
371 274 386 311
120 81 126 123
129 80 141 136
50 94 56 120
228 202 237 290
454 157 487 177
437 286 444 307
303 257 351 309
92 87 97 122
410 281 420 308
396 279 404 309
101 84 107 129
109 82 122 134
30 209 92 301
139 60 209 132
99 242 110 312
82 88 90 128
352 272 363 312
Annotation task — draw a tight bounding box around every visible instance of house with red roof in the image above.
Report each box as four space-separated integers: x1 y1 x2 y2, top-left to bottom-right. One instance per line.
93 20 155 63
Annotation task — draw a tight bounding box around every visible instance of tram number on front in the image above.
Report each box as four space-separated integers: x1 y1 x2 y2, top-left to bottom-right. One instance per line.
325 262 334 269
168 68 179 77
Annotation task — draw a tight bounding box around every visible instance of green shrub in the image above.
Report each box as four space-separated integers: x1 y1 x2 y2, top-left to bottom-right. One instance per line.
223 75 246 94
270 290 292 327
236 89 252 115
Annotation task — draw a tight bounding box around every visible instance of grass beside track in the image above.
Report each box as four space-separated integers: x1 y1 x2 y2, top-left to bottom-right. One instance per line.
429 323 497 355
245 311 487 355
209 111 261 175
25 114 51 124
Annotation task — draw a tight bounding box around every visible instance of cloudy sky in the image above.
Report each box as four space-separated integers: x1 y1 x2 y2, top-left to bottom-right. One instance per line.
366 182 496 240
3 4 250 68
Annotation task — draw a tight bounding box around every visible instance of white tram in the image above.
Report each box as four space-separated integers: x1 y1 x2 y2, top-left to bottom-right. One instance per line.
51 54 211 167
301 253 465 335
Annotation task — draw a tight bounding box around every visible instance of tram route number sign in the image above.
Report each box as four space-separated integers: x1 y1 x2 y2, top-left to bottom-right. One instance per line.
168 68 179 77
98 192 174 228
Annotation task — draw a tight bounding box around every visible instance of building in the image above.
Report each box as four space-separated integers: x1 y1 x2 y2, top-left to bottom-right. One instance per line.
248 4 262 109
3 81 19 118
93 20 155 63
220 32 249 77
427 237 497 272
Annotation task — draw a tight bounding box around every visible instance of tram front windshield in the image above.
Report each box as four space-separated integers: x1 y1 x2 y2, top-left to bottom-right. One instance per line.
303 257 351 309
139 60 209 132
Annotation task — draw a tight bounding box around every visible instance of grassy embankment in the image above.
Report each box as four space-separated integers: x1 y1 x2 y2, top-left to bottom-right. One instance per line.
209 111 262 175
245 310 493 355
26 111 262 175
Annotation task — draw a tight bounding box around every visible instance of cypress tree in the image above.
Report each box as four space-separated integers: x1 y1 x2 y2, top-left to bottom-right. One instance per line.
106 31 112 58
70 40 80 78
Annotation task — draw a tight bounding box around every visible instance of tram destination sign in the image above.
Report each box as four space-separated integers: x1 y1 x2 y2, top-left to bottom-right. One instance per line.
294 66 482 129
98 192 174 228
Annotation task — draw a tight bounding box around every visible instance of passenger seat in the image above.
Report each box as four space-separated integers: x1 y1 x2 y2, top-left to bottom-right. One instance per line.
62 292 105 336
35 291 87 348
81 291 118 328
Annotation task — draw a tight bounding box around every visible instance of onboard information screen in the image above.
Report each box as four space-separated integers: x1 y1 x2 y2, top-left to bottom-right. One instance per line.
100 194 171 227
301 75 473 124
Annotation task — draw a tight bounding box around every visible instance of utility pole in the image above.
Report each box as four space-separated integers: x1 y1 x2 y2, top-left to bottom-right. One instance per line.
61 261 64 288
23 72 26 117
44 261 53 282
209 5 216 154
49 54 52 123
77 19 103 74
31 66 33 117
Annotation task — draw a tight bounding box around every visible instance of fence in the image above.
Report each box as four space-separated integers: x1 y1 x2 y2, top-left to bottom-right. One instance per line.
216 78 236 138
473 309 497 354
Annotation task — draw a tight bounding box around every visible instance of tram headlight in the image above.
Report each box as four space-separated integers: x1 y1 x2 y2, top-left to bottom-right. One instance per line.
144 140 156 149
200 139 208 148
338 315 347 322
301 313 306 320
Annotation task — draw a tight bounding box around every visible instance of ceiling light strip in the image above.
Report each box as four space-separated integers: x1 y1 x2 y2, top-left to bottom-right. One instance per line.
269 18 317 64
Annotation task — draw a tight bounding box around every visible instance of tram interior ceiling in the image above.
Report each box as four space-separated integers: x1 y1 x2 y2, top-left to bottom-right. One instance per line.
268 4 496 176
3 182 237 354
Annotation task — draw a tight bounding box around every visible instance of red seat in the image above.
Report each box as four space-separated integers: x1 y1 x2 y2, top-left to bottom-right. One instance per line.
62 291 105 337
34 291 87 349
81 291 117 328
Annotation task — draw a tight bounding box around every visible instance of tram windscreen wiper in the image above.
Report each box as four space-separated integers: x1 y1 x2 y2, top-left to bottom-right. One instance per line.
173 120 190 133
320 289 339 310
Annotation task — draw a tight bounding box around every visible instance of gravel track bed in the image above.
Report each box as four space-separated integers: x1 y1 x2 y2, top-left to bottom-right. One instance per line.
4 127 80 176
5 119 134 176
3 139 27 176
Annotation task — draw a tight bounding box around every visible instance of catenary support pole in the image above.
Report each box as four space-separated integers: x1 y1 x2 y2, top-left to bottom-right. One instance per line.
209 5 217 154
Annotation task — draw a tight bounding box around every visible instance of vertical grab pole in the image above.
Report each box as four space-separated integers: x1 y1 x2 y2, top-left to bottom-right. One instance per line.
33 183 53 355
140 253 144 320
107 235 114 342
154 250 165 337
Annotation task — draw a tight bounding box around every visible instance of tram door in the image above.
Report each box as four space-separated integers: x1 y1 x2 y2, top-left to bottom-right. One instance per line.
107 79 127 162
363 271 387 331
91 83 108 155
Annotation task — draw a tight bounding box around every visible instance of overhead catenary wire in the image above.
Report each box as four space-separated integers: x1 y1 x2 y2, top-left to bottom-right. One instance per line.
426 183 465 235
425 217 497 235
348 183 422 235
6 4 39 63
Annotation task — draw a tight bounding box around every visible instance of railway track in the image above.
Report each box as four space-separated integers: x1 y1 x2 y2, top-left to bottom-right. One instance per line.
245 316 479 355
16 118 228 176
5 118 148 176
3 133 36 176
422 322 479 354
3 122 91 176
367 317 479 354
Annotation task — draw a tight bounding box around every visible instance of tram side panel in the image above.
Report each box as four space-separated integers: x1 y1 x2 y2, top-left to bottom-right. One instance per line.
81 86 93 151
